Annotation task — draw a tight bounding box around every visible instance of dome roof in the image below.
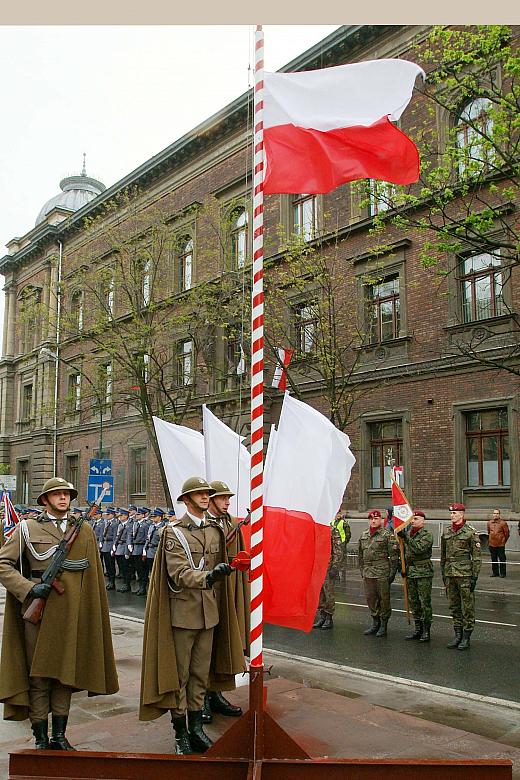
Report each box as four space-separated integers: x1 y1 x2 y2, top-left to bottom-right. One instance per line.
35 162 106 226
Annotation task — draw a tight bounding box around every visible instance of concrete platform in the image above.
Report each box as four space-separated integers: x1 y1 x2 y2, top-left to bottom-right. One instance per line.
0 610 518 778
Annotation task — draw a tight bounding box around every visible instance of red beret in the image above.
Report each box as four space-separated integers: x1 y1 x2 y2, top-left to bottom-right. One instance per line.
368 509 382 519
413 509 426 518
449 503 465 512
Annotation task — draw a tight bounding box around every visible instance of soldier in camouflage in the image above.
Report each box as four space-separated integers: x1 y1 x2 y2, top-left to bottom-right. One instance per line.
401 510 434 643
313 512 350 630
441 502 481 651
359 509 399 637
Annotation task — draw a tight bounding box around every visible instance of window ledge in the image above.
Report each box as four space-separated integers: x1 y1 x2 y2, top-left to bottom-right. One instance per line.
444 314 514 334
354 335 412 354
463 486 510 494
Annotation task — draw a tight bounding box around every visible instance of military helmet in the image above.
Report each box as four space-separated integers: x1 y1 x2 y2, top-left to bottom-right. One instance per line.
37 477 78 506
176 476 216 502
209 480 235 498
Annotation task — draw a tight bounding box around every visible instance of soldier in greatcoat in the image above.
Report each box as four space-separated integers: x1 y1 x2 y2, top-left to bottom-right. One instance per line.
139 477 246 755
202 480 250 723
441 502 481 651
0 477 118 750
400 509 434 642
359 509 399 637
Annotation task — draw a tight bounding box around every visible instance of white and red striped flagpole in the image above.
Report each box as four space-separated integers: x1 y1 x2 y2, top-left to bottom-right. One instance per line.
249 24 265 670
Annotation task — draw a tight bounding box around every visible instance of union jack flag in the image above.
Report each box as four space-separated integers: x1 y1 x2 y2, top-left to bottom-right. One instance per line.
2 490 20 540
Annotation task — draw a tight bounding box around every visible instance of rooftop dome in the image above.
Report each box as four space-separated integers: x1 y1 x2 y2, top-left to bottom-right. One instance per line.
35 156 106 226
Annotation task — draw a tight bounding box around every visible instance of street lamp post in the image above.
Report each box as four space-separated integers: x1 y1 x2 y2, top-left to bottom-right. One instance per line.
40 348 105 470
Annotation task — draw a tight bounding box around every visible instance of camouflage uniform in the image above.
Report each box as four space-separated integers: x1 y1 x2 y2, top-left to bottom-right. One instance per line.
359 528 399 621
318 525 347 615
403 528 434 625
441 524 481 631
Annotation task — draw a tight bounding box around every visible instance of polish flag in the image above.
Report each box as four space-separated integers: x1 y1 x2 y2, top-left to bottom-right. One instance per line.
391 477 414 532
153 416 205 515
203 404 250 520
271 347 293 392
263 58 425 195
263 394 356 631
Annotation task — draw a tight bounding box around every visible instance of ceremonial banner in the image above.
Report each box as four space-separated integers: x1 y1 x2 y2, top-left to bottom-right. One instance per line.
202 404 250 519
391 477 414 532
271 347 293 392
263 58 424 195
263 394 356 631
152 416 205 514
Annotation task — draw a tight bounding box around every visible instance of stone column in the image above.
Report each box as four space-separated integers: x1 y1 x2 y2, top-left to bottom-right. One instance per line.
5 286 17 357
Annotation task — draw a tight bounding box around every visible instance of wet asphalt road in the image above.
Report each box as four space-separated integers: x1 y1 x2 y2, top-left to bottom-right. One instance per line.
107 565 520 704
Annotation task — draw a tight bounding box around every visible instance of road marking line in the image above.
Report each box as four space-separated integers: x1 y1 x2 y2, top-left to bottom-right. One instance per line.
263 648 520 711
336 602 517 627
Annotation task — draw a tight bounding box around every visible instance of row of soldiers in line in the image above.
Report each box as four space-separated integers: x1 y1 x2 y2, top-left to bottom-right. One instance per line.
0 476 249 755
89 505 173 595
314 502 481 651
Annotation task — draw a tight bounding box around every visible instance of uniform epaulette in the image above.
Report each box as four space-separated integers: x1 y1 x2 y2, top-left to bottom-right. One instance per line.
168 519 182 528
466 524 478 532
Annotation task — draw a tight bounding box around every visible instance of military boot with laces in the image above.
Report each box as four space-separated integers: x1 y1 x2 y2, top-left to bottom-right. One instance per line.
187 710 213 753
447 626 463 648
171 715 194 755
405 621 423 640
363 617 381 635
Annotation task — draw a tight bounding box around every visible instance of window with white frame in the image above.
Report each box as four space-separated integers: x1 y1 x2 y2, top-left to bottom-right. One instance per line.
292 194 317 241
179 238 193 291
460 251 504 322
66 373 81 413
368 180 397 216
367 275 401 343
370 419 403 489
71 290 84 332
177 340 193 386
294 303 317 355
456 97 494 176
231 209 249 269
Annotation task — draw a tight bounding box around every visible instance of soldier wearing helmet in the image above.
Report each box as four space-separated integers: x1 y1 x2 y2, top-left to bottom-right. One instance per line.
0 477 118 750
140 476 246 755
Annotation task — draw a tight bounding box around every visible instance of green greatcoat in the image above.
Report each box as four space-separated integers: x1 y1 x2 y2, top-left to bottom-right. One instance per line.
403 527 434 624
441 523 482 631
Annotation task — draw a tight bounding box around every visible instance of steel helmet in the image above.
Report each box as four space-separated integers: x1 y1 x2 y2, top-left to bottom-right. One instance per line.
176 476 216 502
209 480 235 497
37 477 78 506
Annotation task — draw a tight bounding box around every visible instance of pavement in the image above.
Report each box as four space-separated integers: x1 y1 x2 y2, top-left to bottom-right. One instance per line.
1 601 520 779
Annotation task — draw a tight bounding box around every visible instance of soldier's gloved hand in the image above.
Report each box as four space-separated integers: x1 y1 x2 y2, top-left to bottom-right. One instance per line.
328 566 339 580
29 583 52 599
206 563 232 588
470 576 478 593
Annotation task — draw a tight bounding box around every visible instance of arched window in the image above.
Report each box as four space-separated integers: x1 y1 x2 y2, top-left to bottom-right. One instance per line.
231 209 249 269
456 98 493 175
179 238 193 291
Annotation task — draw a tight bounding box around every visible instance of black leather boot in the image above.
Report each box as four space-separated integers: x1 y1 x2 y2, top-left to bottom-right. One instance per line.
49 715 75 750
419 622 431 642
171 714 193 755
106 578 115 591
187 710 213 752
320 614 333 630
363 617 381 635
405 621 423 640
375 618 388 637
312 611 325 629
31 720 49 749
208 691 242 716
118 579 131 593
447 626 463 648
202 693 213 723
457 630 472 651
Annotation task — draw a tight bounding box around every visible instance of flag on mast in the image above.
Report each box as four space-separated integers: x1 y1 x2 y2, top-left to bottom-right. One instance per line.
391 474 414 532
2 491 20 541
263 58 425 195
271 347 293 392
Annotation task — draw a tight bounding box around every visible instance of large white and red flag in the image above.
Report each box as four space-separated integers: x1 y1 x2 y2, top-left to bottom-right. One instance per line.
263 394 356 631
263 58 425 195
202 404 250 520
2 490 20 541
153 416 205 514
391 476 414 532
271 347 293 392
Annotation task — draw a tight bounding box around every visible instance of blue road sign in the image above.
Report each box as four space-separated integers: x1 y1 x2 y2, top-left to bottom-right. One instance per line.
87 475 114 504
89 459 112 476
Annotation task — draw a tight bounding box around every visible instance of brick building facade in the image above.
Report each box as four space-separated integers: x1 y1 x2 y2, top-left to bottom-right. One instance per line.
0 25 518 532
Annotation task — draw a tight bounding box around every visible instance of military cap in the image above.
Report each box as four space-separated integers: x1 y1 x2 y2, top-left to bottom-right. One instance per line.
449 502 465 512
71 506 83 515
137 506 150 514
152 507 165 517
105 506 117 515
413 509 426 518
167 509 176 517
209 480 235 497
118 508 129 517
129 504 137 511
176 476 216 502
37 477 78 506
368 509 382 519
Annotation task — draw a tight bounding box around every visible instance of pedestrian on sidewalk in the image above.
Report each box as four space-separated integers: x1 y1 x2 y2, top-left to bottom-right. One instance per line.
0 477 118 750
359 510 399 638
400 510 433 642
487 508 509 578
441 503 481 651
313 511 349 630
139 477 246 755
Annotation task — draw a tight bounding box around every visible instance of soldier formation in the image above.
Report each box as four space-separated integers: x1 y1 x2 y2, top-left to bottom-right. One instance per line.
0 475 249 755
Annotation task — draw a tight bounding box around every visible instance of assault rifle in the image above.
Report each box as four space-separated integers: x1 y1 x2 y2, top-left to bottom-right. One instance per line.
23 483 110 625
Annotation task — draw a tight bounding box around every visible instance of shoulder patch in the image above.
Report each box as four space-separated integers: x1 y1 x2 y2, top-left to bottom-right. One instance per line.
165 538 174 551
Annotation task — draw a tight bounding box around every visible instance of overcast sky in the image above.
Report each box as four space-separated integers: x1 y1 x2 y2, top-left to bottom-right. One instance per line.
0 25 339 338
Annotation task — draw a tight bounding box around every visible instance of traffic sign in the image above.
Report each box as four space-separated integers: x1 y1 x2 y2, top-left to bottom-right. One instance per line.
87 475 114 504
0 475 16 491
89 459 112 476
